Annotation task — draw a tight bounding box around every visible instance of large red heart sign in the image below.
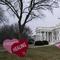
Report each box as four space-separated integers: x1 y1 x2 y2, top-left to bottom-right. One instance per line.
3 38 28 57
11 38 28 57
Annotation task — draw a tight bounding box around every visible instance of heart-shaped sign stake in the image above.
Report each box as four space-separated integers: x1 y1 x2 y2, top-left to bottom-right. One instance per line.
3 38 29 57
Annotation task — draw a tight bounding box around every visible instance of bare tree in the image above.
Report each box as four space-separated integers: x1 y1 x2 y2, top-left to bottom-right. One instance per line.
0 7 8 24
0 0 59 38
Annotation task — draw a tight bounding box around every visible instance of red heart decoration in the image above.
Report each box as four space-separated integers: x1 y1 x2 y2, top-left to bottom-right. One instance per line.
55 42 60 48
11 38 28 57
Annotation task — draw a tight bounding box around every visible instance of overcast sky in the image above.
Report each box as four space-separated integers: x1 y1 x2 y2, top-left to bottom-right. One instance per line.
6 7 60 34
4 1 60 34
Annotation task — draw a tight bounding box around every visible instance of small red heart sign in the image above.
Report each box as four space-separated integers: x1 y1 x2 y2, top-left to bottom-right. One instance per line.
3 38 28 57
3 39 19 54
55 42 60 48
11 38 28 57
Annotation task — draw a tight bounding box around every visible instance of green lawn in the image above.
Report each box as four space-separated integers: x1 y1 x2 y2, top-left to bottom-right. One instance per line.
0 46 60 60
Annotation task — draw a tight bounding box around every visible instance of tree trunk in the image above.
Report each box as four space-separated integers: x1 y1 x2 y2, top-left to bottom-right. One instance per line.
18 21 25 39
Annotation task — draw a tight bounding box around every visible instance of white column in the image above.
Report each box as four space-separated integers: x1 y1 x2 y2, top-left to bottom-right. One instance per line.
39 32 41 41
40 32 43 41
44 32 46 40
49 32 52 43
41 31 44 41
43 32 45 40
41 32 43 41
52 32 54 42
50 32 52 42
57 31 59 41
46 32 47 41
47 32 49 41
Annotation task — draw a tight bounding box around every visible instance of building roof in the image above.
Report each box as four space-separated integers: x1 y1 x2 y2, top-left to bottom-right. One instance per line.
36 23 60 32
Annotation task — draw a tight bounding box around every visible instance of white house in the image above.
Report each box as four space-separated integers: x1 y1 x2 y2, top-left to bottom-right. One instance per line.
35 24 60 45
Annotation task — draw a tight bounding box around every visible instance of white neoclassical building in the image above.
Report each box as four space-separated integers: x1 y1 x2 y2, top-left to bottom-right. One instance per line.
35 24 60 45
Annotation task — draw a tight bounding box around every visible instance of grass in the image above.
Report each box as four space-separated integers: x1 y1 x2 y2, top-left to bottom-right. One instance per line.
0 45 60 60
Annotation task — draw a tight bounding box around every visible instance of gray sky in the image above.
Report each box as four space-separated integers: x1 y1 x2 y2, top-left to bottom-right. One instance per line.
4 1 60 34
26 8 60 34
6 7 60 34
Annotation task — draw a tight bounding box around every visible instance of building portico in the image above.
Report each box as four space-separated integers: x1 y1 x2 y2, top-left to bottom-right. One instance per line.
35 26 60 45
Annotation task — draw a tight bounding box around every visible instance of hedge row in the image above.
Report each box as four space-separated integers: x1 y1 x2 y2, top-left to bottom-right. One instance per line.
28 38 34 44
35 40 49 46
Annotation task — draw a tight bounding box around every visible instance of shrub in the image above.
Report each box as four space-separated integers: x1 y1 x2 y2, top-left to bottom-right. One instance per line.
0 24 32 44
35 41 43 46
28 38 34 44
34 40 49 46
42 40 49 45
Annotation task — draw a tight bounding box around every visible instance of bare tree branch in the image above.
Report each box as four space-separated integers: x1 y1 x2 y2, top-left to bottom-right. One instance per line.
23 0 35 26
0 0 20 19
0 7 8 23
35 0 47 5
26 16 37 23
18 0 23 23
0 2 5 5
